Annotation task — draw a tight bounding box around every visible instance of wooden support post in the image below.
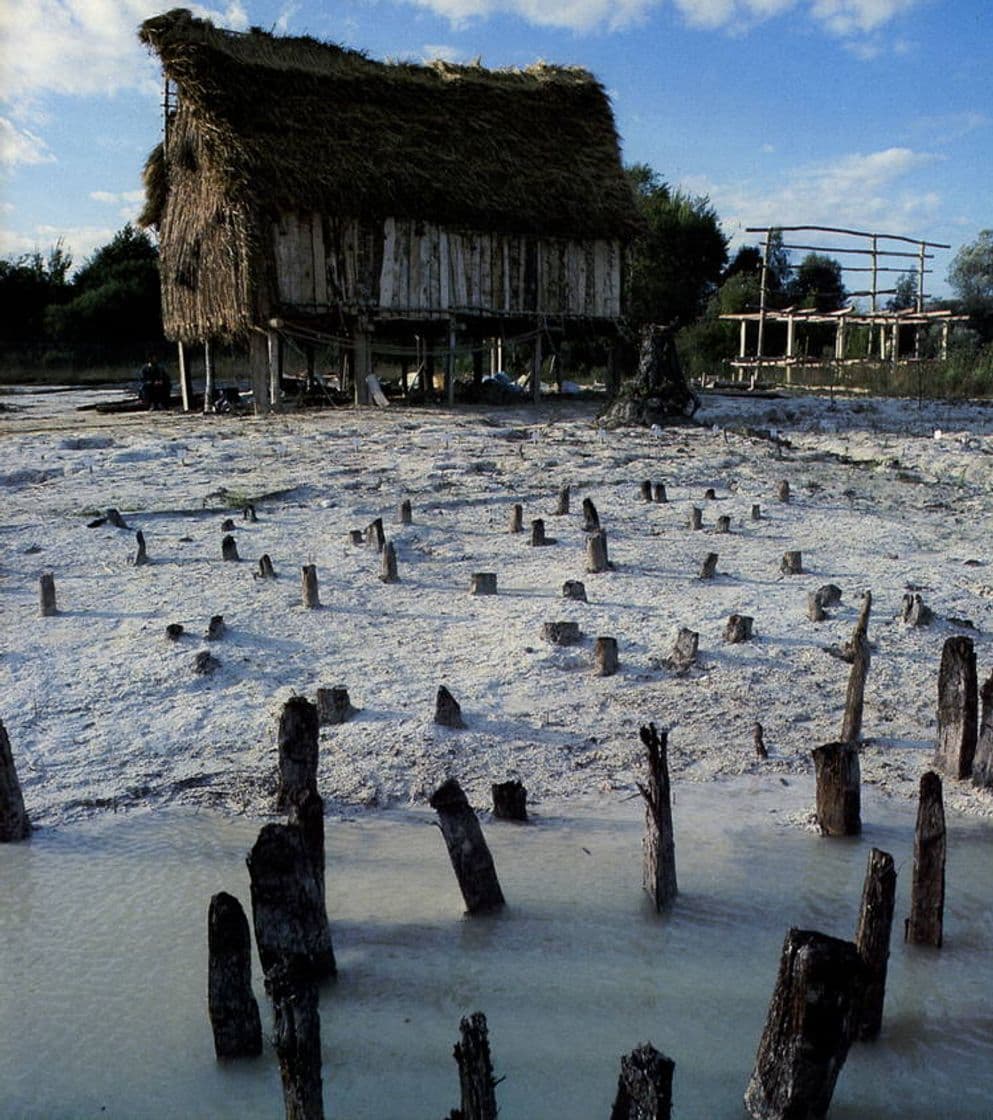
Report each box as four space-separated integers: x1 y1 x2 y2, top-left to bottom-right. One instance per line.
812 741 861 836
267 964 325 1120
562 580 588 602
250 331 271 415
610 1042 674 1120
753 722 768 759
366 517 385 553
900 592 933 627
177 341 192 412
398 499 412 525
688 506 702 530
751 503 761 521
257 554 276 580
594 636 619 677
301 565 320 610
582 497 600 532
39 571 57 616
379 540 398 583
586 530 609 573
935 635 978 779
531 331 542 404
435 685 466 729
905 771 945 948
208 892 263 1059
268 331 283 413
472 337 484 391
470 573 497 596
491 780 527 822
205 614 225 641
0 720 31 841
508 503 523 534
530 518 549 546
446 320 456 406
277 696 320 812
429 778 506 914
699 552 718 580
638 723 677 911
305 345 316 395
744 928 863 1120
450 1011 499 1120
554 485 570 515
354 327 372 406
703 487 717 501
854 848 896 1041
972 671 993 789
316 686 355 726
203 339 214 413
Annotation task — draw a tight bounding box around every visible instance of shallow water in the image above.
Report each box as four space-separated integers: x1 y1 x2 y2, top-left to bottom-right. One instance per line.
1 777 991 1119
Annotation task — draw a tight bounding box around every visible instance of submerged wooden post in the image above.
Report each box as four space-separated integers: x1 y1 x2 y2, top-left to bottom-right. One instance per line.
610 1043 674 1120
582 497 600 532
277 696 320 811
450 1011 499 1120
268 964 325 1120
972 671 993 789
812 741 861 836
288 787 327 912
39 572 57 617
935 635 978 779
905 771 945 948
207 892 263 1059
301 565 320 609
638 723 677 911
854 848 897 1041
744 928 863 1120
491 780 527 822
429 778 505 914
587 529 609 573
0 719 31 841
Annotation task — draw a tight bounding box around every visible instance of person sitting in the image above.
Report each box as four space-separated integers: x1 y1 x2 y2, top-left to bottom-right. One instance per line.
138 358 170 410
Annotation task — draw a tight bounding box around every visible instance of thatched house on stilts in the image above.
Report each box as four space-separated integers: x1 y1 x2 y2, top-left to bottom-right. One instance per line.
138 9 639 413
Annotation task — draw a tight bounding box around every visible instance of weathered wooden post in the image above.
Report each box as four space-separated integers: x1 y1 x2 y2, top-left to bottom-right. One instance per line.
595 636 619 677
554 485 570 515
165 623 184 641
664 628 698 671
812 741 861 836
542 621 581 646
905 771 945 948
780 550 803 575
435 685 466 729
106 507 129 528
316 686 355 726
39 572 57 617
609 1043 674 1120
724 614 753 643
277 696 320 811
807 592 826 622
562 580 588 602
753 722 768 759
688 506 702 530
652 483 667 504
587 529 609 573
207 892 263 1059
582 497 600 532
267 963 325 1120
744 928 863 1120
205 614 226 641
854 848 896 1041
257 554 276 580
716 514 731 533
379 540 398 583
640 480 653 502
776 479 790 502
492 779 527 822
470 573 497 596
699 552 718 580
638 723 677 911
365 517 385 553
0 720 30 841
301 565 321 609
288 787 327 911
449 1011 499 1120
972 671 993 789
221 534 240 561
841 602 871 743
398 498 412 525
134 530 149 566
508 503 523 534
429 778 505 914
244 503 258 523
530 518 551 546
900 592 933 627
751 503 761 520
935 635 978 779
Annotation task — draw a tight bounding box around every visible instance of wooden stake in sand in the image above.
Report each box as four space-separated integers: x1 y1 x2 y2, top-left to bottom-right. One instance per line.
751 504 761 521
398 498 412 525
491 780 527 822
716 515 731 534
812 741 861 836
435 685 466 729
542 621 581 646
972 672 993 789
652 483 667 504
207 891 263 1059
776 480 790 502
610 1043 675 1120
277 696 320 811
287 787 327 912
429 778 505 914
450 1012 499 1120
638 723 677 911
365 517 385 553
935 635 978 780
301 565 320 610
688 506 702 530
780 550 802 575
841 612 871 745
205 614 225 641
582 497 600 532
106 507 129 529
664 628 698 672
724 614 753 643
508 503 523 534
900 592 933 627
699 552 718 580
530 518 552 546
134 530 149 566
704 487 716 501
257 554 276 580
165 623 184 641
594 636 619 677
554 485 570 515
39 572 57 617
221 534 239 561
640 480 653 502
243 503 257 523
267 963 324 1120
0 719 30 842
316 686 355 727
562 580 588 602
807 593 826 623
854 847 897 1042
379 540 398 583
586 530 609 573
744 928 863 1120
905 771 945 948
470 573 497 596
753 722 768 759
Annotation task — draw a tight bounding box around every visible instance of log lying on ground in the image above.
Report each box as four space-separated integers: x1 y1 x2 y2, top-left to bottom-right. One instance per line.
508 503 523 534
972 672 993 789
639 723 677 911
268 963 325 1120
470 573 497 596
277 696 320 811
435 685 466 729
664 628 698 672
134 530 149 566
207 891 263 1059
609 1043 674 1120
724 614 754 643
812 741 861 836
595 636 619 677
301 565 321 609
39 572 57 617
562 580 588 602
379 540 398 583
316 686 355 726
221 534 240 561
449 1012 499 1120
542 621 581 646
0 719 30 841
398 498 412 525
492 780 527 821
901 592 933 627
587 530 609 573
744 928 863 1120
429 779 505 914
582 497 600 531
554 485 570 515
905 771 945 948
854 848 897 1042
935 635 977 780
699 552 718 580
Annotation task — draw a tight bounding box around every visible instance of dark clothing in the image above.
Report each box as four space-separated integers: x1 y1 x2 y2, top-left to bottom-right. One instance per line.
138 361 170 409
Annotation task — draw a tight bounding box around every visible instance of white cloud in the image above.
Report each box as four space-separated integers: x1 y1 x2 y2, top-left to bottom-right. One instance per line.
422 43 464 62
810 0 917 35
90 189 145 205
0 223 118 266
0 117 56 167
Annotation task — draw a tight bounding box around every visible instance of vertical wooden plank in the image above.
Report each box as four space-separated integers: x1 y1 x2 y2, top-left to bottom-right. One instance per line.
268 330 282 413
502 240 511 312
479 234 492 313
249 331 270 415
311 212 327 308
379 218 396 310
177 341 192 412
203 339 214 413
574 243 588 315
439 229 450 312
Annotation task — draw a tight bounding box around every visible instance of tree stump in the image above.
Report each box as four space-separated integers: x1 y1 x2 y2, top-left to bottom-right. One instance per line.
349 529 364 545
398 498 412 525
841 626 870 744
379 540 398 583
688 506 702 530
165 623 184 641
221 534 239 561
435 685 466 729
277 696 320 812
582 497 600 532
106 507 129 528
542 621 581 646
751 504 761 520
316 686 355 726
971 671 993 789
586 529 609 573
193 651 220 675
470 573 497 596
640 480 653 502
530 518 553 546
301 564 321 609
257 553 276 579
562 580 588 602
508 503 523 534
812 741 861 836
134 530 149 566
744 928 863 1120
815 584 843 608
0 720 30 842
207 892 263 1059
595 636 619 677
247 823 336 980
776 480 790 502
554 485 570 515
807 593 826 622
221 518 236 532
39 572 57 616
724 614 754 643
780 551 803 575
716 515 731 533
854 848 897 1041
450 1011 499 1120
935 635 978 779
901 592 933 627
754 722 768 759
609 1042 674 1120
492 780 527 822
652 483 667 504
205 614 225 641
699 552 718 580
905 771 945 948
639 723 677 911
704 487 717 500
243 503 257 522
429 779 505 914
664 628 698 671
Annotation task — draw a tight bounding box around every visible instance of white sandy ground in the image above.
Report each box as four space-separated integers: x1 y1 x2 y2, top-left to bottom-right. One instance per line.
1 386 992 829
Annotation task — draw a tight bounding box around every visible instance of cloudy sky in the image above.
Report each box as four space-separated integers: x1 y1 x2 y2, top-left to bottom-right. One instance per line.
1 0 990 295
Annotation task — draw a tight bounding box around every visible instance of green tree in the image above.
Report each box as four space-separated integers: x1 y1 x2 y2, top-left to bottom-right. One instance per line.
887 271 918 311
0 243 72 347
949 230 993 338
789 252 845 311
625 164 728 328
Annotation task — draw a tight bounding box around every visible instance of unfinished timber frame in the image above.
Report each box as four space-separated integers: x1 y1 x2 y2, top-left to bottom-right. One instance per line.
720 225 967 384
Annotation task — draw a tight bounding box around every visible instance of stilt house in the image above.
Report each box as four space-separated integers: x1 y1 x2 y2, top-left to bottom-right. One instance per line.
138 9 640 410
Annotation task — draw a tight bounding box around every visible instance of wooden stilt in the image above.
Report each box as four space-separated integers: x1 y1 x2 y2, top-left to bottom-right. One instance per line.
812 741 861 836
699 552 718 580
554 485 570 515
854 848 897 1041
203 339 214 413
610 1043 674 1120
398 499 412 525
470 573 497 596
450 1011 499 1120
177 341 192 412
249 331 271 415
562 580 588 602
638 723 677 911
753 722 768 759
429 778 505 914
935 635 978 779
905 771 945 948
664 628 698 672
0 719 30 841
780 550 803 575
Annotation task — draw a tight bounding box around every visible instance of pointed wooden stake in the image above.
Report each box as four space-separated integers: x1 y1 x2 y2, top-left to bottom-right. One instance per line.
854 848 896 1041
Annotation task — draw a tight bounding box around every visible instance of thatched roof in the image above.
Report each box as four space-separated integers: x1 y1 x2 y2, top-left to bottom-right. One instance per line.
138 9 640 240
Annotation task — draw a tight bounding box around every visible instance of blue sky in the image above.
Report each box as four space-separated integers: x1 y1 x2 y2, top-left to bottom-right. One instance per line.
1 1 990 297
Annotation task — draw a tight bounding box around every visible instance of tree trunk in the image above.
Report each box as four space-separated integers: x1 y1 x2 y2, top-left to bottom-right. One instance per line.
268 965 325 1120
971 671 993 789
429 778 505 914
935 635 978 779
491 780 527 821
609 1043 674 1120
812 741 861 836
0 719 30 841
207 892 263 1059
744 928 863 1120
638 723 677 911
905 771 945 948
854 848 896 1041
587 530 609 573
450 1012 499 1120
301 565 321 609
39 572 57 617
277 696 320 811
595 636 619 677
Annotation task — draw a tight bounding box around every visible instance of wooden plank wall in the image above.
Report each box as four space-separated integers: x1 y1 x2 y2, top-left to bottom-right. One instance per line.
273 213 622 319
